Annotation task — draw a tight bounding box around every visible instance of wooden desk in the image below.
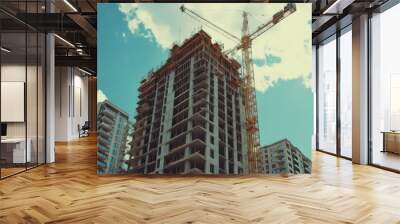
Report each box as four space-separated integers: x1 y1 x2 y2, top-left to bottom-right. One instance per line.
382 131 400 154
1 138 31 164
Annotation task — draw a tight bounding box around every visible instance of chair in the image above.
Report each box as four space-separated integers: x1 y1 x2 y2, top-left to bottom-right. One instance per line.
79 121 90 138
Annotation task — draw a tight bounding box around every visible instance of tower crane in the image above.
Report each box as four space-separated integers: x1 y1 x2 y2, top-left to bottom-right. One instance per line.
180 4 296 174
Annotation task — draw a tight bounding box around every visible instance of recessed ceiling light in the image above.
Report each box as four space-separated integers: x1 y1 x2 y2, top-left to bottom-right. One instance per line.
1 47 11 53
54 34 75 48
78 67 93 76
322 0 356 15
63 0 78 12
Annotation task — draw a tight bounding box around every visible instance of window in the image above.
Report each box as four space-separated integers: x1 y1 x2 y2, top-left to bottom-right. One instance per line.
210 149 214 158
318 35 337 154
390 75 400 130
370 4 400 171
340 27 352 158
210 164 214 173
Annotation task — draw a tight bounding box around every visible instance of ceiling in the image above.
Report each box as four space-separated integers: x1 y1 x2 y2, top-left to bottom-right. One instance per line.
311 0 390 43
0 0 98 74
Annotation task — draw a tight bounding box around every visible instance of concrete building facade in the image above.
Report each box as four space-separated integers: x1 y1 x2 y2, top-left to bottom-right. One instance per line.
97 100 129 174
260 139 311 174
128 30 248 175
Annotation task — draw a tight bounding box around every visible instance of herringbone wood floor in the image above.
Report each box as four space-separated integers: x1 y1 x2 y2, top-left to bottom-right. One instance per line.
1 135 400 224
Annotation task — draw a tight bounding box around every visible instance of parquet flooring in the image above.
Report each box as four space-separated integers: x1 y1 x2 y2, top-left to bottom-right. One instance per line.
1 135 400 223
0 167 26 178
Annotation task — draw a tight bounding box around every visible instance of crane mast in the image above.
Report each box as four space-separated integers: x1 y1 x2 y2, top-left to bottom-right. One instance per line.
180 4 296 174
241 12 261 173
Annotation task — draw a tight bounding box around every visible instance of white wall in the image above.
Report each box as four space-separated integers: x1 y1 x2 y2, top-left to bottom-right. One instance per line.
1 65 40 137
72 73 89 138
55 67 89 141
1 63 46 164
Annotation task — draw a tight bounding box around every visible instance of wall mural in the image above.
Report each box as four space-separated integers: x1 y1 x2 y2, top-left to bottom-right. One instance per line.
97 3 313 175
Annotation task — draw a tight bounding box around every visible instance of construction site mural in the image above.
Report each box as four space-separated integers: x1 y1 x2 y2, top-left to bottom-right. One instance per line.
97 3 313 175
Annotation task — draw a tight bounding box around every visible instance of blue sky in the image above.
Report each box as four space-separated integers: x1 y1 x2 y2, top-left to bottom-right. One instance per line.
98 3 313 158
98 4 168 117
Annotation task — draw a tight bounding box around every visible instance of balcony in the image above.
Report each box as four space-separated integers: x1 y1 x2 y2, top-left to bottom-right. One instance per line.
174 71 189 81
99 121 113 133
171 114 189 130
135 113 152 123
193 71 207 84
141 83 156 95
168 132 187 149
165 143 188 160
164 151 205 170
102 109 115 120
193 65 207 75
98 129 111 140
97 152 108 163
174 94 190 108
174 82 190 95
170 109 207 131
193 88 208 103
189 110 210 125
99 116 114 127
171 115 188 132
165 138 206 160
193 78 208 92
98 136 110 148
97 160 107 169
192 98 209 109
139 103 153 114
173 100 189 115
98 144 110 156
184 168 203 175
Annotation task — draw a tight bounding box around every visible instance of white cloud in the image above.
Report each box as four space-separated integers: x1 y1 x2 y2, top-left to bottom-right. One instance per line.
128 18 140 33
97 89 108 103
117 3 311 92
135 9 174 47
118 3 138 15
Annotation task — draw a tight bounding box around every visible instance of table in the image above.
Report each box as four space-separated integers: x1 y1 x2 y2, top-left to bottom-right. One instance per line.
381 131 400 154
1 138 31 164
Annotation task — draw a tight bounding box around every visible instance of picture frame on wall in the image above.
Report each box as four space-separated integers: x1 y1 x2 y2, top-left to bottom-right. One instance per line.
97 2 313 176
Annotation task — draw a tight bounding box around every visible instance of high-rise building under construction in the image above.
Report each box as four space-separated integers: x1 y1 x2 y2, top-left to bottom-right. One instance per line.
128 30 248 175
